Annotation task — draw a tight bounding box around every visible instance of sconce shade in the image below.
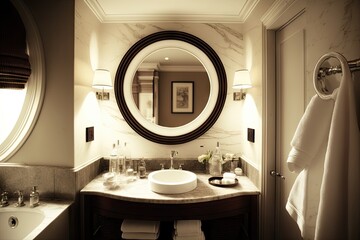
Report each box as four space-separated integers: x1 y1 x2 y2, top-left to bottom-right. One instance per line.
92 69 112 89
233 69 252 89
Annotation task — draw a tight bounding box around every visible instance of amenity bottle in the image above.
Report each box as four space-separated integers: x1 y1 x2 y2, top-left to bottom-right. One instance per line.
109 143 118 173
209 142 222 177
29 186 39 207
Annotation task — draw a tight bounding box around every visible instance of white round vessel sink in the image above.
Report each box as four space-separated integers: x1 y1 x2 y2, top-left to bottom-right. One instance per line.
148 169 197 194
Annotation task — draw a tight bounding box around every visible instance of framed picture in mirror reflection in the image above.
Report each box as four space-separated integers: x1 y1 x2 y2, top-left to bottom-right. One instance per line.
171 81 194 113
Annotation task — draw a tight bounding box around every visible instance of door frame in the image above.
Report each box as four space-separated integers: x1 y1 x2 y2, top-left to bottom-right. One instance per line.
260 0 305 239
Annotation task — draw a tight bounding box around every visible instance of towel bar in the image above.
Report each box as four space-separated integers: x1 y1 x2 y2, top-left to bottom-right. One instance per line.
314 52 358 99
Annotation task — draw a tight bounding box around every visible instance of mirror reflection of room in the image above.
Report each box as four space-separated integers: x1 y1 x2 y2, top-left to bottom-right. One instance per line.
132 48 210 127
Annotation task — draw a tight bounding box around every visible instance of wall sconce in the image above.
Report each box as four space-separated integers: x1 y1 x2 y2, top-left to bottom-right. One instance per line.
92 69 112 100
232 69 252 101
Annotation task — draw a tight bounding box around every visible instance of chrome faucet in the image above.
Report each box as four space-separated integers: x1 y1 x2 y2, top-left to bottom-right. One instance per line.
170 150 178 169
1 191 9 207
14 190 25 207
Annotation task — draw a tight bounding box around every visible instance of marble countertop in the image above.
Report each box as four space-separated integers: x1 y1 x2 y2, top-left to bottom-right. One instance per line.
81 172 259 204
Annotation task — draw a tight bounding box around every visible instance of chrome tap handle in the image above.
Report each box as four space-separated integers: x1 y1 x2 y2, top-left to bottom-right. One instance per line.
1 191 8 200
1 191 9 207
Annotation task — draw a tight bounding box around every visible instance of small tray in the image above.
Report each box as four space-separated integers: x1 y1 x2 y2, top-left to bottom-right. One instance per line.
208 177 238 187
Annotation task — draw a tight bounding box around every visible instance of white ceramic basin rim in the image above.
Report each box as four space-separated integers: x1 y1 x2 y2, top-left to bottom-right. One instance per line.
148 169 197 194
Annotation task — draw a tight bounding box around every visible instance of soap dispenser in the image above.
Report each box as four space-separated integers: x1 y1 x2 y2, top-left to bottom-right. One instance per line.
29 186 39 207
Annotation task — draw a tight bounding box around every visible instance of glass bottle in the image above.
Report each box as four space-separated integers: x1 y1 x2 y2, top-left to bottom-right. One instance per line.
230 159 238 173
109 143 118 173
29 186 39 207
116 140 124 174
123 142 134 178
209 142 222 177
139 158 147 178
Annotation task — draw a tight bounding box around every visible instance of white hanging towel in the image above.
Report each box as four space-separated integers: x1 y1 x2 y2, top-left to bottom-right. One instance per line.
315 53 360 239
286 92 336 239
286 52 360 240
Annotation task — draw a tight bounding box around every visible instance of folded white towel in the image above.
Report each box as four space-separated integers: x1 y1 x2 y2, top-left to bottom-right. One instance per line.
122 232 159 240
121 219 160 233
222 178 236 184
174 220 202 236
223 172 236 179
173 231 205 240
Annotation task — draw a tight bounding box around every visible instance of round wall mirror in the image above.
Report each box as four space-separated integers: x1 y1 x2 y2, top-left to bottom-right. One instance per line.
0 0 45 161
115 31 227 145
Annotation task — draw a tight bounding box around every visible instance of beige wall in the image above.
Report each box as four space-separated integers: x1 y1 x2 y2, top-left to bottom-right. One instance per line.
74 0 103 168
74 0 248 168
8 0 74 167
7 0 357 177
304 0 360 104
4 0 257 173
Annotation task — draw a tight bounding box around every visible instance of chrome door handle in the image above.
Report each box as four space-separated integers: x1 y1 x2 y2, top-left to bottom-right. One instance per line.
270 170 285 179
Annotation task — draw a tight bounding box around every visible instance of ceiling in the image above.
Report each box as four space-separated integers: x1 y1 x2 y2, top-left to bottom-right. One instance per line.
84 0 260 23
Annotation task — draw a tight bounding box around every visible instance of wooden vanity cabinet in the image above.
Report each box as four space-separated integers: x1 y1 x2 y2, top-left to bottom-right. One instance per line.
81 194 259 240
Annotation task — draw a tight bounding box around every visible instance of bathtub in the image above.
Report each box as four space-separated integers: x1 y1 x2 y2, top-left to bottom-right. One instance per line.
0 200 72 240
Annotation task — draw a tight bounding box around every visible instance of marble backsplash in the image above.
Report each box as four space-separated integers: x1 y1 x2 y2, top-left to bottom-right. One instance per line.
0 164 76 200
0 156 259 201
0 161 101 201
99 157 259 187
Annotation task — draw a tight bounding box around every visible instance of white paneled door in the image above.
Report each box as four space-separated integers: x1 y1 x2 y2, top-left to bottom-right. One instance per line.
275 13 305 240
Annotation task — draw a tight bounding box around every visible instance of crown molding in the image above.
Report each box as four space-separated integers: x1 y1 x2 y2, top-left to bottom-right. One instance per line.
261 0 305 29
84 0 260 23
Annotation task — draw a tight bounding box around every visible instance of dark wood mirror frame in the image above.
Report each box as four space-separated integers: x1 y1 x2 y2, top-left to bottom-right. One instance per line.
115 31 227 145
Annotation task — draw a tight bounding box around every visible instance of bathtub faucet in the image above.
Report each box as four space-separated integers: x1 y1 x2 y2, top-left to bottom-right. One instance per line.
0 190 9 207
